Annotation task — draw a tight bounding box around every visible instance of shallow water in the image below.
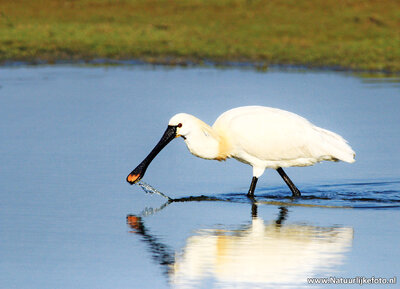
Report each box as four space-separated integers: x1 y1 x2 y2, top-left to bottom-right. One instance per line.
0 65 399 288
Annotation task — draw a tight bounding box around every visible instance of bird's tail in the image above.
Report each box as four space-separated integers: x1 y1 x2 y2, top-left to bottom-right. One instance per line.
314 127 355 163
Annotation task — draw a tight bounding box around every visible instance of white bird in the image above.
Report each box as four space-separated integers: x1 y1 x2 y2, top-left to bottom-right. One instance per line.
127 106 355 197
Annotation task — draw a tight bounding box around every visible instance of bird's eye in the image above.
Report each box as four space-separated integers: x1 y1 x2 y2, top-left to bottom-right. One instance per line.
177 123 182 128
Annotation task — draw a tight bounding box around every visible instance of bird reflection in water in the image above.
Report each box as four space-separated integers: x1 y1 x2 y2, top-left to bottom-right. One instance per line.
127 202 353 288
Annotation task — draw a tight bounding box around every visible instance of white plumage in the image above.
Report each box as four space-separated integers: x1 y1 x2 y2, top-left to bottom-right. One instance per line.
212 106 355 175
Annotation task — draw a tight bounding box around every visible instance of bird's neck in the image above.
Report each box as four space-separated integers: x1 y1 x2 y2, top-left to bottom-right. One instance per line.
184 122 231 161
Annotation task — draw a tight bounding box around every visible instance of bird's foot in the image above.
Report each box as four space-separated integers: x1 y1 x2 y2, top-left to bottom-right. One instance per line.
247 191 255 199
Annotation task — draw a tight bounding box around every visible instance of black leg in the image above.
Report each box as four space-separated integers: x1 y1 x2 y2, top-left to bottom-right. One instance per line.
251 203 258 218
276 167 301 197
247 176 258 197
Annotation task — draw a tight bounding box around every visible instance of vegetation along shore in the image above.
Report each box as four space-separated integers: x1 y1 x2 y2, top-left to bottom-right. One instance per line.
0 0 399 73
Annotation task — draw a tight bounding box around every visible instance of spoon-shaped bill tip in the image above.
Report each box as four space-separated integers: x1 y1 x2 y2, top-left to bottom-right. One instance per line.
127 173 141 184
126 125 178 185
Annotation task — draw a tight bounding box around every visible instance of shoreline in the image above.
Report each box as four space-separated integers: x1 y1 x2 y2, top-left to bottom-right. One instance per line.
2 57 399 77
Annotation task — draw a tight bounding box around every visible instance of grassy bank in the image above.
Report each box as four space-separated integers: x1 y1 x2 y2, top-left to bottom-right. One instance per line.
0 0 399 72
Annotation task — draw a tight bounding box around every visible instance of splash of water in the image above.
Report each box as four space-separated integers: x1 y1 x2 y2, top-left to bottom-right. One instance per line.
136 180 172 201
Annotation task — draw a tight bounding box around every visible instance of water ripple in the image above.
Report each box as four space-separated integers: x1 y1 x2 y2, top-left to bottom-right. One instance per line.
255 180 400 209
136 179 400 210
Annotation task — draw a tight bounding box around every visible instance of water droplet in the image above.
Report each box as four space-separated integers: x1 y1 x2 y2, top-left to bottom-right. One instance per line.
136 180 172 201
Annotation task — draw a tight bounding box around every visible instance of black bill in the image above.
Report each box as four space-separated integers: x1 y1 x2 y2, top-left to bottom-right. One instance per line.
126 125 177 184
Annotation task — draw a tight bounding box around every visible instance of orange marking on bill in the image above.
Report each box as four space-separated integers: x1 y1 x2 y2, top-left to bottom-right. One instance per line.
127 173 140 183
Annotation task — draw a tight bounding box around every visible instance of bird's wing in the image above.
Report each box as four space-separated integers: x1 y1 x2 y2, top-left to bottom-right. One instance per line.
214 106 317 162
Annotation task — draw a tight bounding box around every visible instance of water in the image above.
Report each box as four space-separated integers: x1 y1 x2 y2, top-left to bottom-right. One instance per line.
137 180 172 201
0 65 399 288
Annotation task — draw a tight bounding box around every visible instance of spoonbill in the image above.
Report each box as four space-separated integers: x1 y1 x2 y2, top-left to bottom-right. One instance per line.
127 106 355 197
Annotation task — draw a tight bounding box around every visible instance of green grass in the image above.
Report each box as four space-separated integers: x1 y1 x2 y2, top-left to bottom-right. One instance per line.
0 0 399 72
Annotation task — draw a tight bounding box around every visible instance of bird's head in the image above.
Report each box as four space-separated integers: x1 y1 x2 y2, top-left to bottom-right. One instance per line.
126 113 195 184
168 113 200 139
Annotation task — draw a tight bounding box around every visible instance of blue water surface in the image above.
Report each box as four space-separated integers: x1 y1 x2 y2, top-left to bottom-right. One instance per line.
0 65 399 288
